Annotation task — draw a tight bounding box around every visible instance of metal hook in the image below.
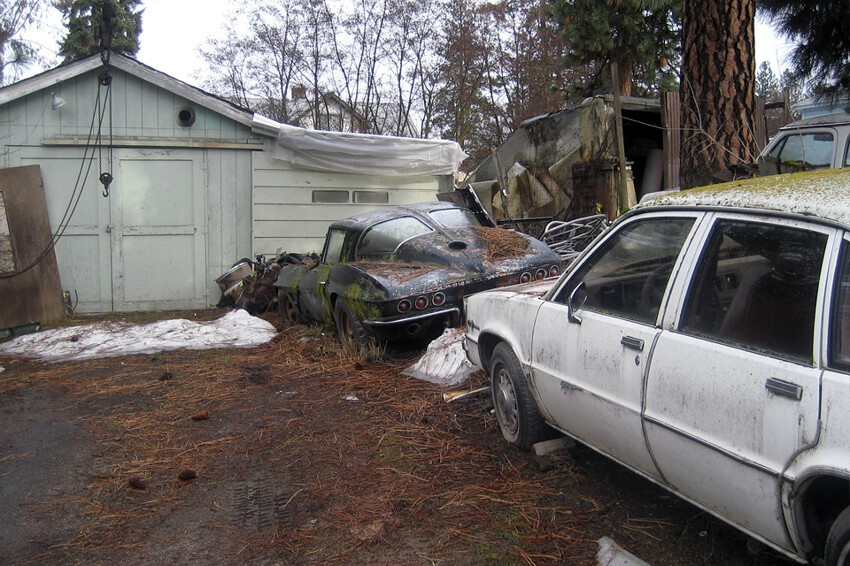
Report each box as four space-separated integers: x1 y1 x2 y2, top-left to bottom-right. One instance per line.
99 172 113 197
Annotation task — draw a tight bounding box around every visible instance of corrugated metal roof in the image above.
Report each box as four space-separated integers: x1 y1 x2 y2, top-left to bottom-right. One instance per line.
638 168 850 227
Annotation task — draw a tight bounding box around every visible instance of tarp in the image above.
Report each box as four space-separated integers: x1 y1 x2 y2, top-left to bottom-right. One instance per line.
253 115 468 177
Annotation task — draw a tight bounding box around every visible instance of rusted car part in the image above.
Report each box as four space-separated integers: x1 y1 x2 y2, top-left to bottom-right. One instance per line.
541 214 609 262
274 202 562 348
215 256 284 315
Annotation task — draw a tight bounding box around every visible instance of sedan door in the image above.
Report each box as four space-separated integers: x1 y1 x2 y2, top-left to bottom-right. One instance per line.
530 213 699 478
644 215 831 552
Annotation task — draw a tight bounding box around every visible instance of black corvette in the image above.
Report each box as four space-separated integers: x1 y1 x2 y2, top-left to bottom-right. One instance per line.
274 202 562 347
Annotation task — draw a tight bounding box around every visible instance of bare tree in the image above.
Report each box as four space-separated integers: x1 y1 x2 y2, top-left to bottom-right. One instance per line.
433 0 489 159
199 27 254 110
248 0 304 123
381 0 440 136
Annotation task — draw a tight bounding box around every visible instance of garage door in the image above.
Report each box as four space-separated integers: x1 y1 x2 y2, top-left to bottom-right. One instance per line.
23 148 207 313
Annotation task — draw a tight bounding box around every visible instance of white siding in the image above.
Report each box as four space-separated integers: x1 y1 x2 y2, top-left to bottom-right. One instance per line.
251 151 453 255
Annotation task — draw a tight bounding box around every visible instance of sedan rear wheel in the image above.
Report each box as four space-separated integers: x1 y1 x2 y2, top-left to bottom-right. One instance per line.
826 506 850 566
490 342 547 451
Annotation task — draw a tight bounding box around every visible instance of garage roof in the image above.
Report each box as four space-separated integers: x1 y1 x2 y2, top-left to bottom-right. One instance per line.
0 53 254 128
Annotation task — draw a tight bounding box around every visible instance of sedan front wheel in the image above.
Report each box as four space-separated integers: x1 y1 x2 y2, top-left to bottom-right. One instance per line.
490 342 547 451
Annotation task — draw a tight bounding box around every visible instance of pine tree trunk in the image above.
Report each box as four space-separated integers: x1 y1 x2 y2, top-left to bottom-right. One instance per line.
680 0 757 189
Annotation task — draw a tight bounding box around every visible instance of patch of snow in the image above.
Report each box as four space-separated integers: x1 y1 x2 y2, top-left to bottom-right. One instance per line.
0 310 276 363
402 327 476 387
597 537 650 566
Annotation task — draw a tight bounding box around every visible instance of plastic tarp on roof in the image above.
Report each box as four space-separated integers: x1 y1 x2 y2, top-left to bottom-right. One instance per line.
252 115 467 177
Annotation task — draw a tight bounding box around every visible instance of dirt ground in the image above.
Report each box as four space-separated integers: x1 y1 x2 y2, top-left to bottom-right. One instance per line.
0 309 795 565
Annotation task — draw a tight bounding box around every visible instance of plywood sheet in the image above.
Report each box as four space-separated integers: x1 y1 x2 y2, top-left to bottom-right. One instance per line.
0 165 65 330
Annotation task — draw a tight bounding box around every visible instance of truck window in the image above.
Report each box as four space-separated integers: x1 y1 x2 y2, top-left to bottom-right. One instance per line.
768 132 834 172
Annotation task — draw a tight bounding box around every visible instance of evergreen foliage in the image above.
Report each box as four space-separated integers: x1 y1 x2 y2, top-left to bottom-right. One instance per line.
55 0 143 62
759 0 849 97
549 0 681 100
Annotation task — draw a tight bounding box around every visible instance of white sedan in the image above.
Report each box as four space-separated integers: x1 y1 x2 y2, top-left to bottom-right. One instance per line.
464 169 850 565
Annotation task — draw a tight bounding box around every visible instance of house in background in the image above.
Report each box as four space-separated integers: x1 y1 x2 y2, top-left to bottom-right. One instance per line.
792 96 850 120
287 87 369 133
0 53 463 316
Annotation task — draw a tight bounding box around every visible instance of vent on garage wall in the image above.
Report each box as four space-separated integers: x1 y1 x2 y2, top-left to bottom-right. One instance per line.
177 107 196 127
312 190 389 204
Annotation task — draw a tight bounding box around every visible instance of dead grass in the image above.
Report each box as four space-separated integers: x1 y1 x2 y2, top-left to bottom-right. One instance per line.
0 310 596 565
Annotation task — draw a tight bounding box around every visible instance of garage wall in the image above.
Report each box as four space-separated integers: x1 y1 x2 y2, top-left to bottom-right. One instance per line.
0 67 257 313
251 151 454 256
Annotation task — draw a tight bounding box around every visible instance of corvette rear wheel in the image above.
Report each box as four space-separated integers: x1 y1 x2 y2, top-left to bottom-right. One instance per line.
490 342 547 450
334 299 371 351
278 292 300 326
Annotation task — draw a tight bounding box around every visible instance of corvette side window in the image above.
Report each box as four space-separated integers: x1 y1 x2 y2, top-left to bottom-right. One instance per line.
555 217 695 324
323 229 346 265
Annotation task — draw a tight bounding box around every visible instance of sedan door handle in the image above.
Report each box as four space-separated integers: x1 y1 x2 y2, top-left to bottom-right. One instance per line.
621 336 644 351
765 378 803 401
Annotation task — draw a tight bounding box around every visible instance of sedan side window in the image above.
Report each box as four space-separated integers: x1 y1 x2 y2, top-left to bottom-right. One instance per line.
829 241 850 371
681 220 826 364
554 217 695 324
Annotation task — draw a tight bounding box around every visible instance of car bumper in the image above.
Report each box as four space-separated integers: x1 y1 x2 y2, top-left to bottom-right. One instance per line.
462 332 482 369
362 306 461 327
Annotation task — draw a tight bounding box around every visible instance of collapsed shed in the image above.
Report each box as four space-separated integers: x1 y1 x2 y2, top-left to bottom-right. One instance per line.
465 95 675 228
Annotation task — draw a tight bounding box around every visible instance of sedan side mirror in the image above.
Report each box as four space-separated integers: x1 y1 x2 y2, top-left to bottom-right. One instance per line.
568 281 587 324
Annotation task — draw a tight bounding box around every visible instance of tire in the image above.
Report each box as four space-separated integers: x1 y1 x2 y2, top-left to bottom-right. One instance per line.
333 298 372 351
490 342 547 450
278 291 300 326
826 506 850 566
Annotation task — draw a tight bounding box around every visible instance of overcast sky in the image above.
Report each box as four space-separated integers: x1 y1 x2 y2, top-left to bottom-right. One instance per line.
30 2 795 89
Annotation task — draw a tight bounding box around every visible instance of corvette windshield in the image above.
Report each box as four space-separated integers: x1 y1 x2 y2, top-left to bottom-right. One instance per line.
358 216 433 255
429 208 480 228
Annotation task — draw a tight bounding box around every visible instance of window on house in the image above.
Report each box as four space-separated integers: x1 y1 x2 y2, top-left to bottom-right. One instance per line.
317 113 343 132
0 192 16 274
312 190 349 204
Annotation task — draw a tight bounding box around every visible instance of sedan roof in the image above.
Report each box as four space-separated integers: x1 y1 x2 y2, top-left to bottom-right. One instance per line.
638 169 850 227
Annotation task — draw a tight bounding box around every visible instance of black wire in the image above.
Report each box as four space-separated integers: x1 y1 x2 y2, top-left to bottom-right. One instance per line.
0 78 111 280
